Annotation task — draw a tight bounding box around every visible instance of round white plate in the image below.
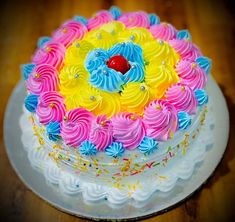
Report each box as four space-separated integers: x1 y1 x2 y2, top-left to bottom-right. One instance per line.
4 76 229 220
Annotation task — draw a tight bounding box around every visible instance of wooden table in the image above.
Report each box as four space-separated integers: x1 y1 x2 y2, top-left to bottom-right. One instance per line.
0 0 235 221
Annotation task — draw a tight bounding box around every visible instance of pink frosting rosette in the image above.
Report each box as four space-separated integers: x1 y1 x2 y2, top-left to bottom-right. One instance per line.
61 108 94 147
87 10 113 30
36 91 66 125
165 83 198 114
169 38 193 57
32 41 66 70
26 64 59 95
111 113 146 149
182 44 202 61
118 11 150 28
175 60 207 90
143 100 178 141
52 20 88 47
89 115 113 151
149 22 177 41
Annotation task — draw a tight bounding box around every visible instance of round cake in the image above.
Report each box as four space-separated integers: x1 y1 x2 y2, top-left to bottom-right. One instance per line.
21 6 212 205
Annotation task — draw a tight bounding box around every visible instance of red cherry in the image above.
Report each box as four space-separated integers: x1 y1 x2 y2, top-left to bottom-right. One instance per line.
107 55 130 74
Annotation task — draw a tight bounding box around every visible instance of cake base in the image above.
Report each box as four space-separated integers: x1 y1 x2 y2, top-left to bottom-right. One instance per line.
4 76 229 220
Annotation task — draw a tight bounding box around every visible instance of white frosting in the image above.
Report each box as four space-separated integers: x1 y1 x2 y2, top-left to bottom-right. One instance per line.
20 101 214 206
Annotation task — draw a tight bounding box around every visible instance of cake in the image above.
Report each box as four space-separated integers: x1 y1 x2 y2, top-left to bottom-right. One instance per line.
20 6 212 205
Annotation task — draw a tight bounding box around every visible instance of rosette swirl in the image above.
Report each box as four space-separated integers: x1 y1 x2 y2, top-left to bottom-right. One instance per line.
24 94 39 112
36 91 66 125
26 64 59 95
87 10 113 30
32 41 66 70
175 60 207 90
169 38 193 57
149 13 160 25
143 100 178 141
111 113 146 149
109 6 122 20
85 49 109 73
194 89 209 106
89 65 124 92
145 63 179 98
105 142 124 158
121 83 154 113
79 140 97 156
165 83 198 114
46 121 61 141
118 12 150 28
149 23 177 41
138 136 158 155
196 56 212 74
61 108 94 147
21 63 36 80
52 20 88 47
177 111 192 130
89 115 113 151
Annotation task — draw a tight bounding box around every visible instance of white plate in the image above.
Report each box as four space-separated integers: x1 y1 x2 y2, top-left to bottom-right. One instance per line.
4 76 229 220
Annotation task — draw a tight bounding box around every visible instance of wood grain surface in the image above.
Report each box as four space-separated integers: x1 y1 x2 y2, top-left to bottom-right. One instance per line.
0 0 235 221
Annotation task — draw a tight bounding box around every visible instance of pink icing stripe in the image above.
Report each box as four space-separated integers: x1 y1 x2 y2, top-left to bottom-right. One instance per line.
61 108 94 147
26 64 59 95
87 10 113 30
89 115 113 151
111 113 146 149
143 100 178 141
52 20 88 47
175 60 207 90
165 83 198 114
32 41 66 70
118 12 150 28
36 91 66 125
149 22 177 41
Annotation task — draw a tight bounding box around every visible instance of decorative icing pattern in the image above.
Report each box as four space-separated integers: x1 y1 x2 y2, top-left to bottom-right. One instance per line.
112 113 146 149
24 94 39 112
105 142 124 158
143 100 178 141
36 91 66 125
138 136 158 155
61 108 94 147
46 121 61 141
195 89 209 106
178 111 192 130
22 6 211 156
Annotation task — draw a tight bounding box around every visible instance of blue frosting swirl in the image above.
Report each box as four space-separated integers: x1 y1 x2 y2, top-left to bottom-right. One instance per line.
139 136 158 155
109 6 122 20
149 13 160 25
79 141 97 156
73 15 88 25
85 42 145 92
85 49 109 73
196 56 212 75
21 63 36 80
37 36 51 48
46 121 61 142
105 142 124 158
89 65 124 92
194 89 209 106
176 30 192 40
108 42 144 65
178 111 192 130
123 62 144 83
24 94 39 112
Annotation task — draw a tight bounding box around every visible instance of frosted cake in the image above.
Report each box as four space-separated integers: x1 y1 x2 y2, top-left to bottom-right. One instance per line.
20 6 212 205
